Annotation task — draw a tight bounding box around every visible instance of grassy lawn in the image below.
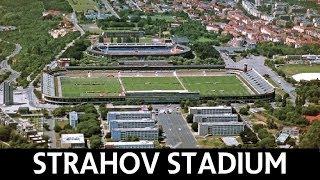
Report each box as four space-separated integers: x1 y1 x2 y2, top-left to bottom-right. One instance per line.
180 76 251 96
122 77 184 91
59 75 251 97
280 64 320 76
251 112 283 127
60 77 121 97
56 120 69 129
67 0 98 12
265 77 285 96
197 136 226 148
196 37 215 43
139 36 153 43
80 24 102 34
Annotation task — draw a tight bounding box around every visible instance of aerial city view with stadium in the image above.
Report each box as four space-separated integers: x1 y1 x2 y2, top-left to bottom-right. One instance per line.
0 0 319 150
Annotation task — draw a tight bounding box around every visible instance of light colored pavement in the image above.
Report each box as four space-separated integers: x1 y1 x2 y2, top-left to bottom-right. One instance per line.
157 112 197 149
238 56 296 100
70 12 85 36
0 43 22 85
216 46 296 101
128 0 142 11
43 117 57 148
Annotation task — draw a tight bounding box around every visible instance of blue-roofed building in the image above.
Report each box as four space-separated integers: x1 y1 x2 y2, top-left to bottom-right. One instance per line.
109 118 155 131
276 133 290 144
104 141 154 149
107 111 152 121
69 111 79 128
111 127 158 141
198 122 245 136
193 113 238 123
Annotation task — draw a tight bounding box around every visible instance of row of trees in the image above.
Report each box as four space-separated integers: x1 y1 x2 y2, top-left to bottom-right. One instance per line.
0 125 40 148
248 42 320 58
168 56 223 65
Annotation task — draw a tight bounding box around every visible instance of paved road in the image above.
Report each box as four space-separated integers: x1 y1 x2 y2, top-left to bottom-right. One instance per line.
26 84 58 109
0 43 22 83
216 46 296 101
151 2 163 13
101 0 121 19
238 56 296 100
70 12 85 36
43 116 57 148
128 0 142 11
157 113 197 148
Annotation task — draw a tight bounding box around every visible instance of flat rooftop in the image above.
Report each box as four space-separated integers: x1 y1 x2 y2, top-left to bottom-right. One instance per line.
201 121 244 126
61 134 85 144
105 140 154 146
108 111 151 115
189 106 232 110
221 137 240 146
193 113 238 117
110 118 155 123
112 127 158 131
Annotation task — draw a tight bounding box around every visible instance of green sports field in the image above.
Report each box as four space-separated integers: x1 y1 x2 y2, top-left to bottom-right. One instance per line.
67 0 98 12
279 64 320 76
180 76 251 96
60 77 121 97
121 77 184 91
60 75 251 97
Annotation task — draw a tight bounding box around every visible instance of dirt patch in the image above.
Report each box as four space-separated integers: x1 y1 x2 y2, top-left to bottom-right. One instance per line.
305 114 320 123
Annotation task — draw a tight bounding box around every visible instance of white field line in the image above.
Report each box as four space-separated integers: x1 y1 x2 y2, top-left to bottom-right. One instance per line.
117 75 126 93
57 76 63 97
173 71 187 90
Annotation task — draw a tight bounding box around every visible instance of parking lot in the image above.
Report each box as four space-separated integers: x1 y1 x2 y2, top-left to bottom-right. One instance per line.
157 112 197 148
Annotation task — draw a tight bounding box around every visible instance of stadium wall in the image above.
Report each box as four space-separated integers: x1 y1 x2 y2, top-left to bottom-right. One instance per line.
65 65 225 71
43 91 274 105
87 44 192 58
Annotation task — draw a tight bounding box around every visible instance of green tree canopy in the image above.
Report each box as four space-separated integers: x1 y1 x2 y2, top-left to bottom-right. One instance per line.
89 135 102 149
0 126 12 142
300 121 320 148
